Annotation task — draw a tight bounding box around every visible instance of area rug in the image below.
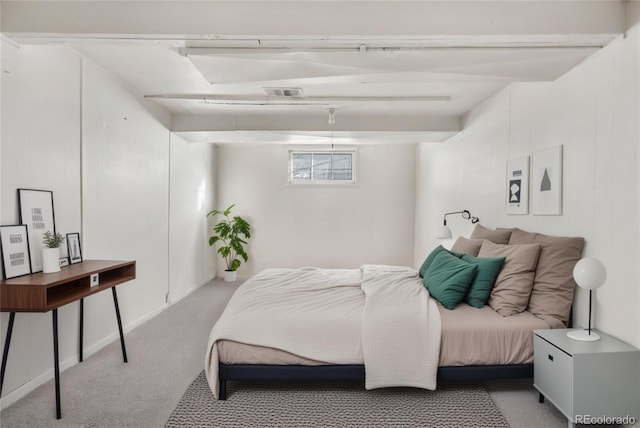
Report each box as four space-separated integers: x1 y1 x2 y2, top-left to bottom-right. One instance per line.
165 371 509 427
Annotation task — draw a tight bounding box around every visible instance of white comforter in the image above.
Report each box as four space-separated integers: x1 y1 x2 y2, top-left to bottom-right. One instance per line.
204 265 441 399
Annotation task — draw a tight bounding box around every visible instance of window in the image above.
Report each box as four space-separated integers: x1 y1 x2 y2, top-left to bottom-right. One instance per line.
289 150 357 184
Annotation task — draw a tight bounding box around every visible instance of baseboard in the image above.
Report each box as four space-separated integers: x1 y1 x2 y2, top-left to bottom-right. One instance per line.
167 277 213 305
216 275 250 282
0 353 81 410
0 313 161 411
0 278 212 411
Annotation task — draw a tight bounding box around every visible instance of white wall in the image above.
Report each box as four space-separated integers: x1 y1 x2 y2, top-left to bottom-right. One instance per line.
169 134 217 300
415 27 640 347
1 44 83 406
81 59 172 346
215 144 416 277
0 42 216 408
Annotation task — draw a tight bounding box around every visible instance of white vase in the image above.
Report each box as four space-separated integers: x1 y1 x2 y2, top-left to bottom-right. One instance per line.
42 247 61 273
224 270 237 282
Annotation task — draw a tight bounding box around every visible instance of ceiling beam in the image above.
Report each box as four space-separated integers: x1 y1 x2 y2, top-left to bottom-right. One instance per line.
174 130 459 145
2 1 625 42
178 39 614 53
146 94 452 105
171 113 461 133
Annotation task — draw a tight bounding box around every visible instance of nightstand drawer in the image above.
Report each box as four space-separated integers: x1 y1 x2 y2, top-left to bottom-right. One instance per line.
534 335 572 417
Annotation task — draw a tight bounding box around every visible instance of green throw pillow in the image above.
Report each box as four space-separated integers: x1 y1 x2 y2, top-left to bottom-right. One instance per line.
418 245 463 278
461 254 506 308
423 251 478 310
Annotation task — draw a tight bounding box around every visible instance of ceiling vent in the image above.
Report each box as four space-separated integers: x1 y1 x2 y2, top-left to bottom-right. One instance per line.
263 87 304 98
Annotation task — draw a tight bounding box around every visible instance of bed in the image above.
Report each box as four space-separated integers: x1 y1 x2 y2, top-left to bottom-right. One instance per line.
205 226 585 400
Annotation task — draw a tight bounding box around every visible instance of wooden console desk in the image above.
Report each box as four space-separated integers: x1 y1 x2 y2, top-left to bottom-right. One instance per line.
0 260 136 419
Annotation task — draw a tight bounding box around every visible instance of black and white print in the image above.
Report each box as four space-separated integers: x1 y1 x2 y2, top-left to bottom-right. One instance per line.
506 156 529 215
0 225 32 279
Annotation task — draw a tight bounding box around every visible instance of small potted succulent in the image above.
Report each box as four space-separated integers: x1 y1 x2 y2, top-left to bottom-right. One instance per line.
42 230 65 273
207 204 251 282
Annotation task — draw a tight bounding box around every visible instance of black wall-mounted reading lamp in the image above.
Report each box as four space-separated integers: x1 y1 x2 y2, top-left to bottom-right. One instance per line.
436 210 479 239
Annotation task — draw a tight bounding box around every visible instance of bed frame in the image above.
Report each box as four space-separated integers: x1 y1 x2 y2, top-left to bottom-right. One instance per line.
217 309 574 399
216 301 576 399
217 363 533 400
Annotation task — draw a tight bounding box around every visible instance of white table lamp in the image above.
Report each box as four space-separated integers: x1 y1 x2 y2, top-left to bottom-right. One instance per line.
567 257 606 341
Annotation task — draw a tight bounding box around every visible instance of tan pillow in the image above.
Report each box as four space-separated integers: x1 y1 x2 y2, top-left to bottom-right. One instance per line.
507 227 536 245
479 240 541 316
508 228 584 326
450 237 484 256
470 225 512 245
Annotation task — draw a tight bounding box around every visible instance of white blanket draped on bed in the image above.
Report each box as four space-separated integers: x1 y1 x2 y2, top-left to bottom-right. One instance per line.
204 265 441 399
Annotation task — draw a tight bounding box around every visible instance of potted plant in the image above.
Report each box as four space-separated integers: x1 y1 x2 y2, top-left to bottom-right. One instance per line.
42 230 65 273
207 204 251 282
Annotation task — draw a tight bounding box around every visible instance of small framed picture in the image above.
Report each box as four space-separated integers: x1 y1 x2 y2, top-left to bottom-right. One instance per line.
59 257 70 267
66 233 83 264
506 156 530 215
0 224 32 279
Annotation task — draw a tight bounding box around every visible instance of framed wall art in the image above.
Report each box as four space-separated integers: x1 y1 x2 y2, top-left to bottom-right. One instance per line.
506 156 529 215
66 232 83 264
531 145 563 215
18 188 56 272
0 224 32 279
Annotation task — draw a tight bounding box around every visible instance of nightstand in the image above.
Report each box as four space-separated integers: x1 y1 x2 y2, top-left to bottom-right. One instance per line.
534 329 640 428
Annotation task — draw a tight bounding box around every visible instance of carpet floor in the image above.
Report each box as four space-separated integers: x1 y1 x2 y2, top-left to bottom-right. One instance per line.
2 280 620 427
166 371 509 428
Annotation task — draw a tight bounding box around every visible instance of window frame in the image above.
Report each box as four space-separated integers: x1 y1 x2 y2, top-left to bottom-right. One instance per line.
288 149 358 185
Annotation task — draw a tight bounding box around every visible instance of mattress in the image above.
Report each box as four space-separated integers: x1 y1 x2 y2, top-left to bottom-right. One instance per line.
217 302 552 367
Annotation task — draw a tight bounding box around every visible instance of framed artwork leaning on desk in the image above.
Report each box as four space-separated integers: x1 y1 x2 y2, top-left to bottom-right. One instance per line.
17 188 56 273
0 224 32 279
66 232 82 264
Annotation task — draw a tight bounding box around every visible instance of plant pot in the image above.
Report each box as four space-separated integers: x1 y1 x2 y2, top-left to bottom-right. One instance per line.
224 270 237 282
42 247 61 273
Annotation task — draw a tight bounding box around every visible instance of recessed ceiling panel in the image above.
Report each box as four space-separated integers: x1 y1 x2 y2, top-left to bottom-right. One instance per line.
187 47 600 84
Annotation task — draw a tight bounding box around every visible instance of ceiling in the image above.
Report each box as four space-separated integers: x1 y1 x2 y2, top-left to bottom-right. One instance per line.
1 1 626 145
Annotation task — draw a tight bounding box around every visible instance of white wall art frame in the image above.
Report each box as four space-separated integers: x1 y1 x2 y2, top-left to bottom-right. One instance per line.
18 188 56 272
532 145 563 215
506 156 530 215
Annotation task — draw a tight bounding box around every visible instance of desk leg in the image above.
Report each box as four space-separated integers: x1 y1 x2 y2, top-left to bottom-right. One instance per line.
1 312 16 396
52 309 61 419
79 298 84 363
112 288 128 363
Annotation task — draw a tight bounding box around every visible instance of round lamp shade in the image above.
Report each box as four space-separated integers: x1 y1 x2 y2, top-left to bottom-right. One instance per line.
436 225 452 240
573 257 606 290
